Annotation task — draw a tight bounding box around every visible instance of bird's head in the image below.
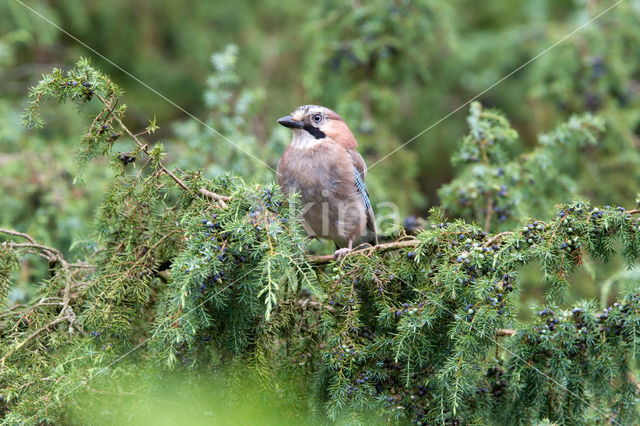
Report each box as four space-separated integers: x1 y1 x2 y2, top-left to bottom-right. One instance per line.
278 105 357 149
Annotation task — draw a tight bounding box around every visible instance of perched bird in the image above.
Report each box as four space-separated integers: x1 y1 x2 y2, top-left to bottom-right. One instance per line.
277 105 377 258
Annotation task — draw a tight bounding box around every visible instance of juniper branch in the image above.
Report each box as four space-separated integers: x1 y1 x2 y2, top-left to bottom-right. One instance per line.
96 94 230 208
307 207 640 264
0 228 36 244
0 228 85 364
305 239 419 264
0 314 73 367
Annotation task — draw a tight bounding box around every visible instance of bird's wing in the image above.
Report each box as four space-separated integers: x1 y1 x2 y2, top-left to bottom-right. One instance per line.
349 150 378 244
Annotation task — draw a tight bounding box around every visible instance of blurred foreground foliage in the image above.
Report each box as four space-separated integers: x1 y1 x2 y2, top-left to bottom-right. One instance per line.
1 59 640 424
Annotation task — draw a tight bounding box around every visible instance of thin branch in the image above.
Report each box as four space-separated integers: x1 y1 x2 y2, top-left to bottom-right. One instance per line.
199 188 230 207
306 239 419 264
496 328 516 337
0 228 36 244
6 242 63 263
69 262 96 270
96 94 229 208
483 232 513 247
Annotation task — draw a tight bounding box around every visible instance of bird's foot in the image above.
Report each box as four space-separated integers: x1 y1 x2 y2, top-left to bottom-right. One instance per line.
333 247 352 260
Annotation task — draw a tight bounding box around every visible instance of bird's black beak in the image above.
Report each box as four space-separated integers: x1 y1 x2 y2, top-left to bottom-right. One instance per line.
277 115 304 129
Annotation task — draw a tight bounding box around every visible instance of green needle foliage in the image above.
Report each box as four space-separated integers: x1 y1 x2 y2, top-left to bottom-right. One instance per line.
439 102 605 232
2 59 640 425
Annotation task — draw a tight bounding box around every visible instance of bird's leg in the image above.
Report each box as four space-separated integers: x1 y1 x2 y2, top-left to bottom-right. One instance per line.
334 239 353 260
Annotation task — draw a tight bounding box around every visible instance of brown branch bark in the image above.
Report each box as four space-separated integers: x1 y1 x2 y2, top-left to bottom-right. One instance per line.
0 228 36 244
305 239 419 264
483 231 513 247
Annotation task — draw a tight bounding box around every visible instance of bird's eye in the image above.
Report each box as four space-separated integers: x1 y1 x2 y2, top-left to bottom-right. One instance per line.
312 114 322 123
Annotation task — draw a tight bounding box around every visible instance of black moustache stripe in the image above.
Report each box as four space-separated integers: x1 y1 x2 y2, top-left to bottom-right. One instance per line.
303 124 326 139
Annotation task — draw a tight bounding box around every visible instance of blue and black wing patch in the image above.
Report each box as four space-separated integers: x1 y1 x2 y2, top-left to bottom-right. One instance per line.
354 168 372 210
354 167 378 244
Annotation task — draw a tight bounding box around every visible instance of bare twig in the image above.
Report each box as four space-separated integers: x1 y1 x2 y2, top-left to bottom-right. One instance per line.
496 328 516 337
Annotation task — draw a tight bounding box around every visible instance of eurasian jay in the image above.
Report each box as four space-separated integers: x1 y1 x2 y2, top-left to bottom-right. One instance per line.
277 105 377 258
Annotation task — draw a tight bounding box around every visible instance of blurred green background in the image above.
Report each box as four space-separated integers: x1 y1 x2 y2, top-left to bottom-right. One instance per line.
2 0 640 309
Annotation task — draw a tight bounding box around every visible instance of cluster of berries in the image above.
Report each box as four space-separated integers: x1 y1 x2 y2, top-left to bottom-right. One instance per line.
558 205 584 219
96 124 120 143
596 297 639 336
569 308 590 335
117 152 136 165
81 81 94 101
559 238 579 251
493 182 515 222
534 308 560 334
521 221 546 245
494 204 513 223
487 290 507 315
429 222 451 230
331 342 359 361
61 79 95 100
463 304 475 321
454 241 494 264
248 205 283 231
590 205 629 220
199 269 225 293
197 214 251 292
531 298 639 343
346 373 371 395
392 301 426 317
260 187 281 210
201 214 223 233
